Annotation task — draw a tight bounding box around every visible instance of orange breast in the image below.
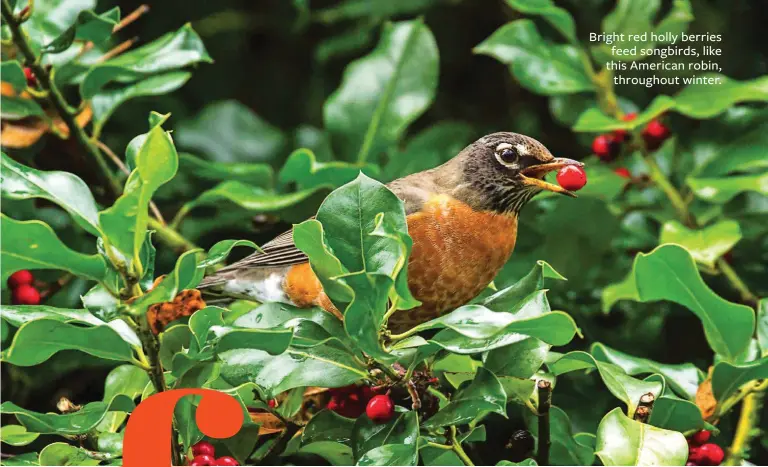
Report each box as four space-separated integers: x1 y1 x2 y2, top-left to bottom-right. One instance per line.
392 195 518 330
284 194 518 332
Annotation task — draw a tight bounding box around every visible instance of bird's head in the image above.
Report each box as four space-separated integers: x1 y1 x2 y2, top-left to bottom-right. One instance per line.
453 132 584 214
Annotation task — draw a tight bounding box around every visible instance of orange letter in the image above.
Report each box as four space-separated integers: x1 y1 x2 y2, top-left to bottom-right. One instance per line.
123 389 244 467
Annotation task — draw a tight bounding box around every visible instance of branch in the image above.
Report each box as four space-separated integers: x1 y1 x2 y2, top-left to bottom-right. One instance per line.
2 0 199 254
1 0 120 198
724 384 766 466
449 425 474 466
633 392 655 423
536 380 552 466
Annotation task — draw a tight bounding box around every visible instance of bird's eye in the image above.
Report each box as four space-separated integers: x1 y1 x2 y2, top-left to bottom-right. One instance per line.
499 148 516 162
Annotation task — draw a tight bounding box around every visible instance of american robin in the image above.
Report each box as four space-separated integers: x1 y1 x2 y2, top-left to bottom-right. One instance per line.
198 132 582 332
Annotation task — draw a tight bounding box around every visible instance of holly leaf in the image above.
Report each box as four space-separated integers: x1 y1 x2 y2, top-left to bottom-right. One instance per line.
475 20 594 95
324 19 438 162
422 367 506 428
601 244 754 361
0 215 107 283
595 408 688 466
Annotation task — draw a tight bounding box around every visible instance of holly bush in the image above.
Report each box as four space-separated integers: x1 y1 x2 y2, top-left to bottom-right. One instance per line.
1 0 767 466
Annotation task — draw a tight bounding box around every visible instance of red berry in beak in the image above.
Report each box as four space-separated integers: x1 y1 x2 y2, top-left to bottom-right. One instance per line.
556 165 587 191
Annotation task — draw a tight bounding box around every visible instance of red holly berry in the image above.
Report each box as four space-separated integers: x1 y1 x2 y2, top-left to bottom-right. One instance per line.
189 454 215 466
698 443 724 466
591 135 621 161
328 385 357 398
267 399 277 408
215 456 239 466
556 166 587 191
614 168 631 179
689 430 711 446
23 67 35 86
7 269 34 289
686 463 697 466
366 395 395 423
688 447 706 465
642 120 670 151
191 441 215 458
12 284 40 305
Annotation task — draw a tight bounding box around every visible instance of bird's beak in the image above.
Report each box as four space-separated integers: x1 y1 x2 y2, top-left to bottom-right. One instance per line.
520 158 584 198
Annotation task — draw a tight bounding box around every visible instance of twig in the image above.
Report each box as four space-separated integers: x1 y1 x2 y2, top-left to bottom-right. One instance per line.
633 392 655 423
78 4 149 56
95 37 138 63
449 425 474 466
95 139 166 225
113 4 150 33
407 379 422 410
724 383 766 465
536 380 552 466
1 0 121 199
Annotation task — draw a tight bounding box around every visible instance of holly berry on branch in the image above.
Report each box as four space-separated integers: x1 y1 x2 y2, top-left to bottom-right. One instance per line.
686 430 725 466
7 270 41 305
188 441 239 466
366 394 395 423
590 112 671 163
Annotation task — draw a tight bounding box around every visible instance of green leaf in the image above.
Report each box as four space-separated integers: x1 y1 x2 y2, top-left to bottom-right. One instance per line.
0 215 107 282
179 152 273 188
659 220 742 268
0 425 40 446
91 71 192 137
687 172 768 204
482 261 565 313
595 408 688 466
1 153 102 235
602 245 754 361
647 394 704 433
654 0 693 39
180 181 326 220
525 406 594 466
297 441 355 465
324 19 438 162
279 148 378 190
497 460 537 466
0 95 46 120
2 452 39 466
424 291 579 354
711 356 768 402
383 121 474 181
292 219 354 302
1 395 134 435
474 20 594 96
42 9 118 54
549 351 663 414
591 343 702 400
315 0 438 24
38 443 100 466
99 119 178 265
302 409 356 446
1 61 27 92
198 239 261 269
211 325 294 355
0 305 140 347
358 444 418 466
96 365 150 432
574 75 768 132
504 0 577 43
175 100 286 163
592 0 661 62
218 343 368 397
1 319 136 366
758 299 768 356
422 367 506 428
81 24 212 99
352 410 418 461
229 302 351 350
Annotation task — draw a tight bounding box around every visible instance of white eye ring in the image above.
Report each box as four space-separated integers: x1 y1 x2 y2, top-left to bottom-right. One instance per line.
495 143 516 166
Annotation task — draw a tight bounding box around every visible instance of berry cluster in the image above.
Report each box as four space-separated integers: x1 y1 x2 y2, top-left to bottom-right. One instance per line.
188 441 238 466
591 113 671 177
7 270 40 305
686 430 724 466
327 385 395 423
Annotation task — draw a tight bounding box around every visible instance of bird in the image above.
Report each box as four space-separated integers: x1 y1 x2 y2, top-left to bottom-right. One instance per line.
198 132 582 332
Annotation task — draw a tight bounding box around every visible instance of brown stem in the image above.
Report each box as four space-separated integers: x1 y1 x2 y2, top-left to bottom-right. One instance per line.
95 37 138 63
536 380 552 466
633 392 655 423
113 4 150 33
